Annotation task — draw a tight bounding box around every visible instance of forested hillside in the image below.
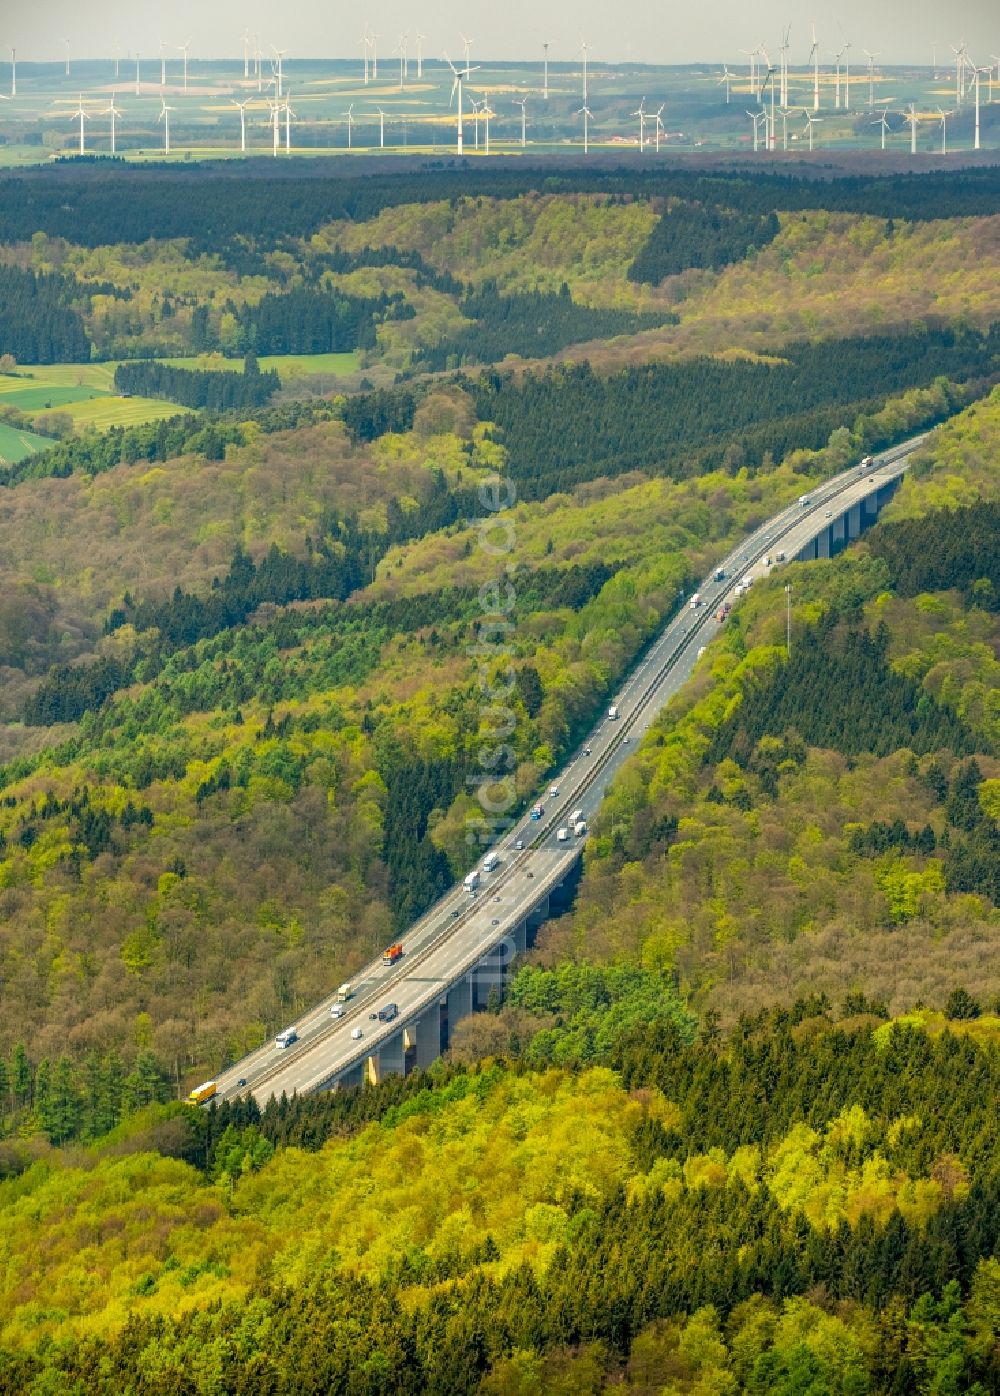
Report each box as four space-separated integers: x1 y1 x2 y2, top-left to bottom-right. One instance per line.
0 997 998 1392
530 388 1000 1024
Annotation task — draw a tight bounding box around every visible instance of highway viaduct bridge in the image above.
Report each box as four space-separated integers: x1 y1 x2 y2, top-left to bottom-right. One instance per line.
213 441 915 1105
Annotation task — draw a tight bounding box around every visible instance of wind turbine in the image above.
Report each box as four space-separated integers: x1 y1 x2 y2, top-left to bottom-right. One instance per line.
267 98 280 156
830 45 844 108
376 104 385 149
777 104 797 151
178 40 191 94
758 63 777 149
9 47 15 99
990 59 1000 103
283 92 295 153
362 30 370 85
461 33 473 67
470 97 482 151
273 48 286 99
936 106 949 154
135 52 141 96
907 102 919 154
243 30 250 80
159 98 174 155
103 92 123 155
64 38 70 78
415 34 425 79
396 34 406 89
653 104 665 153
232 97 250 152
951 43 966 106
779 25 791 107
445 52 479 155
740 47 759 92
513 96 527 149
577 103 592 154
718 65 734 104
632 97 647 151
747 108 766 151
346 103 354 148
481 93 494 154
864 50 879 109
872 108 891 149
70 94 89 154
581 39 589 102
809 24 820 110
972 64 989 150
803 111 822 150
159 39 167 89
842 41 851 110
370 31 379 79
542 42 550 100
114 43 120 81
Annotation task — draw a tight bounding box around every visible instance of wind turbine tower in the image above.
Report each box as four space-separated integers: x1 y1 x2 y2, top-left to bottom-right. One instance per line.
864 50 879 109
64 38 70 78
377 104 385 149
653 103 665 152
779 25 791 107
284 92 295 152
514 97 527 148
10 47 15 99
135 52 141 96
718 66 733 103
362 31 370 85
415 34 425 79
843 41 851 110
70 94 89 154
581 40 589 102
346 104 354 148
872 108 890 149
273 48 286 99
159 98 174 155
178 40 191 94
543 42 550 99
103 93 123 155
232 98 250 152
908 103 918 154
809 25 819 110
803 111 822 150
936 106 949 154
632 97 646 151
577 103 592 154
243 31 250 80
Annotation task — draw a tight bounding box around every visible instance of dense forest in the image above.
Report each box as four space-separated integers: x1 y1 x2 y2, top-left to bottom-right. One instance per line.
466 327 998 496
628 204 781 283
866 501 1000 608
0 999 998 1392
416 282 674 370
114 356 280 411
0 264 91 362
2 164 1000 248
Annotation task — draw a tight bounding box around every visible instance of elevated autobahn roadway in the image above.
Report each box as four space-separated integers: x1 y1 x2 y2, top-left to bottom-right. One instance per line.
213 435 922 1105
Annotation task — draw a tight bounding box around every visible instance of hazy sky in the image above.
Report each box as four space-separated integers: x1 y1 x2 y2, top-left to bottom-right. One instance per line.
5 0 997 67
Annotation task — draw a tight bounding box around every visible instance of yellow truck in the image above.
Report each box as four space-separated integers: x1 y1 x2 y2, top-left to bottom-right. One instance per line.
186 1080 218 1106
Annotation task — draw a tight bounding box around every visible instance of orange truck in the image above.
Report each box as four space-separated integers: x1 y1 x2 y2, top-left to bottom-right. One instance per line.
382 943 404 965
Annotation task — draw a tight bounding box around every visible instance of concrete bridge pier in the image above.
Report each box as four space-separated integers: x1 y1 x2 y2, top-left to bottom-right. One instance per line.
816 527 832 559
847 501 863 540
368 1031 405 1084
413 1003 444 1070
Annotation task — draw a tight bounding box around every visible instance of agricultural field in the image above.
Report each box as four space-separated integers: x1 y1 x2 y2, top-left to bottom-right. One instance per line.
0 419 55 464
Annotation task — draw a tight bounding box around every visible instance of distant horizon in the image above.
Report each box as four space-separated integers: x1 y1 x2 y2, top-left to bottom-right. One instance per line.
5 0 997 68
